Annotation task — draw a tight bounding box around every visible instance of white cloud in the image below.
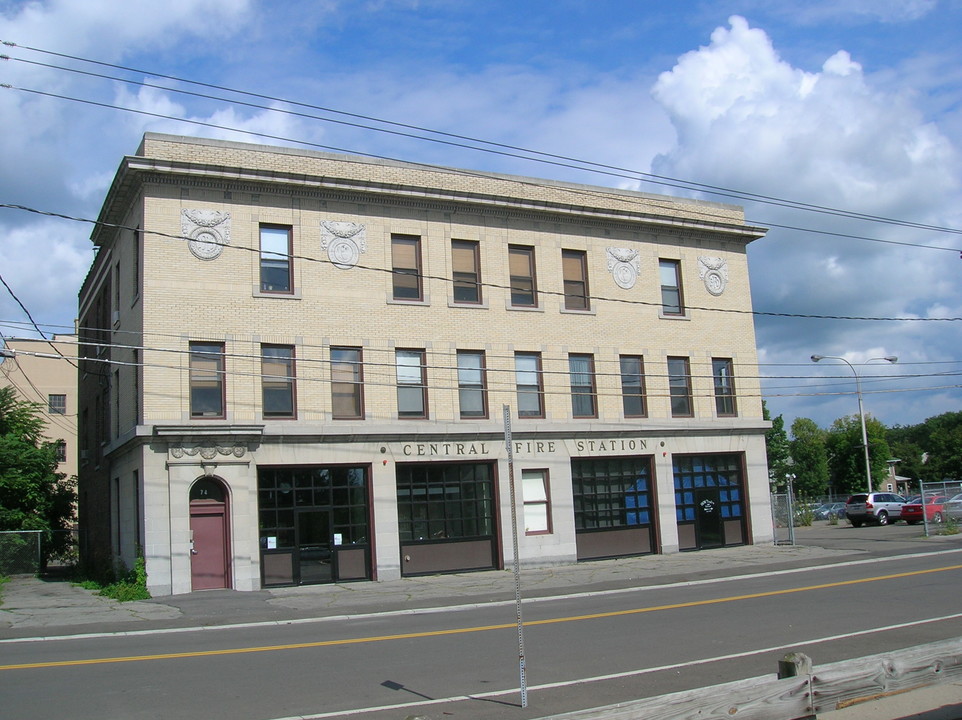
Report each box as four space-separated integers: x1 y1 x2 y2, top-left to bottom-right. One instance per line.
649 15 962 427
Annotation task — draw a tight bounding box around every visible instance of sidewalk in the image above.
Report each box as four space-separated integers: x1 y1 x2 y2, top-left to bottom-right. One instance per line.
2 523 961 719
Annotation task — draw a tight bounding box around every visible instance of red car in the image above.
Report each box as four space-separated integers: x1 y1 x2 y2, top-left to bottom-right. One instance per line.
901 495 948 525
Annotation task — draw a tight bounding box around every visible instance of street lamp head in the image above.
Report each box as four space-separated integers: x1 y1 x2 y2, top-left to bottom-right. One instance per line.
883 356 898 363
810 355 823 362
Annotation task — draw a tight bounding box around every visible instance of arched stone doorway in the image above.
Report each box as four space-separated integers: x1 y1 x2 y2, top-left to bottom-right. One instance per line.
189 476 231 590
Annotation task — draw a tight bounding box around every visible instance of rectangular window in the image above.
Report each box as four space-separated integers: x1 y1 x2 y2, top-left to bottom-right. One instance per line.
572 457 653 532
48 394 67 415
515 352 544 418
508 245 537 307
396 463 494 542
712 357 737 417
260 225 293 293
55 440 67 463
452 240 482 304
189 342 225 418
457 350 488 419
262 345 295 418
620 355 647 418
396 349 427 418
659 259 684 315
392 234 422 301
568 353 597 418
562 249 590 310
522 469 551 534
331 347 364 419
668 356 693 417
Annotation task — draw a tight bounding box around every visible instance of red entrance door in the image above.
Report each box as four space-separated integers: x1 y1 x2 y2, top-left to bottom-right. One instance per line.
190 501 229 590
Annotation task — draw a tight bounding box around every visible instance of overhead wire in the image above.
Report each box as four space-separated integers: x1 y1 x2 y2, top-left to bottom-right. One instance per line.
3 41 961 240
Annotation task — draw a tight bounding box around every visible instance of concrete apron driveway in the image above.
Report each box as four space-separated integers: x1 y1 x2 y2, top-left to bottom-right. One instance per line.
1 521 960 638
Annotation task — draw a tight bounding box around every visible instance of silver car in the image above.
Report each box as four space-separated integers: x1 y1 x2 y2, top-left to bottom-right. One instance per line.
845 492 907 527
942 493 962 521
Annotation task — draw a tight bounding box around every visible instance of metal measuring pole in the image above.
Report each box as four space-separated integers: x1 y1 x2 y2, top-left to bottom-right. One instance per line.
503 405 528 708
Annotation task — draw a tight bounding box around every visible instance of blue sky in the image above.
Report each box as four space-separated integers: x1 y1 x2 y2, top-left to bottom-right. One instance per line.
1 0 961 432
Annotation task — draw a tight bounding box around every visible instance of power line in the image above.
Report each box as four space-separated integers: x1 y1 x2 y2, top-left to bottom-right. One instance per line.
4 41 962 240
3 203 960 324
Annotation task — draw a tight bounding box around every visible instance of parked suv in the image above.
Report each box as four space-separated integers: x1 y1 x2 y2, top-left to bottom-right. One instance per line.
845 492 907 527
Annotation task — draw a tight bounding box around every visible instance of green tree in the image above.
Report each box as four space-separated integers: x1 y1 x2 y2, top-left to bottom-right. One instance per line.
789 417 830 499
826 414 891 496
763 401 792 489
0 386 76 561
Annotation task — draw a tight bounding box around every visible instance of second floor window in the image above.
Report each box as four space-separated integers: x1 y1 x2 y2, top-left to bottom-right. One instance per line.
457 350 488 418
508 245 537 307
568 353 596 418
190 342 225 418
331 347 364 419
452 240 482 304
562 249 589 310
620 355 647 418
261 345 295 418
260 226 293 293
48 394 67 415
712 357 737 417
396 349 427 418
659 259 684 316
515 352 544 418
392 234 422 300
667 356 693 417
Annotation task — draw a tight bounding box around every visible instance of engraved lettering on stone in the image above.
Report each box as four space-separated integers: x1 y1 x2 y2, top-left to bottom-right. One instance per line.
606 247 640 290
699 256 728 296
182 209 231 261
321 221 366 269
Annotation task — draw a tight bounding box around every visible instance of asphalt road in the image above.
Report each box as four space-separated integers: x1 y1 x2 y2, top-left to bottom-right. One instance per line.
2 542 961 719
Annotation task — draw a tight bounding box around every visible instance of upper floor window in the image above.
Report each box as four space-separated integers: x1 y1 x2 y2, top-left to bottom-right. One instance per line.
457 350 488 419
55 440 67 463
48 394 67 415
261 345 295 418
667 356 693 417
562 249 589 311
508 245 537 307
392 234 423 301
190 342 225 418
452 240 482 304
515 352 544 418
260 225 293 294
568 353 597 418
331 347 364 419
619 355 647 418
659 259 684 316
712 357 737 417
396 349 427 418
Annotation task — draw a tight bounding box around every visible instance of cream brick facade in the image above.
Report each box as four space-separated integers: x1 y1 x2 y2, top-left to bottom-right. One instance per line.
78 133 772 597
1 335 79 481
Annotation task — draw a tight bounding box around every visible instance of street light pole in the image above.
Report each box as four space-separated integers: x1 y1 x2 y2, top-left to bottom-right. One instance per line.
811 354 897 493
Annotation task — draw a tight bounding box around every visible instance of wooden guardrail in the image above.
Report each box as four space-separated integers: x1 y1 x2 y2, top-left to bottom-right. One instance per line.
536 637 962 719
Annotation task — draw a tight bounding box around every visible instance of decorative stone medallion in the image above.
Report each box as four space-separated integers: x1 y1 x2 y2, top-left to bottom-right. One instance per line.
320 220 366 269
182 209 230 261
606 247 640 290
170 445 246 459
698 256 729 296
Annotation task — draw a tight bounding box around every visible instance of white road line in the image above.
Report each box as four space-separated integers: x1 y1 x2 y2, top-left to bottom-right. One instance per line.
2 547 960 645
269 610 962 719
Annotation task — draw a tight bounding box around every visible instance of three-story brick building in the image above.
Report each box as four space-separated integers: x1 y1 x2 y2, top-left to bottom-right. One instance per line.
78 133 771 596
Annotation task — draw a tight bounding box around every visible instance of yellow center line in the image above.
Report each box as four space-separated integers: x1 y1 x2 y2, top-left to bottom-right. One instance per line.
3 563 960 671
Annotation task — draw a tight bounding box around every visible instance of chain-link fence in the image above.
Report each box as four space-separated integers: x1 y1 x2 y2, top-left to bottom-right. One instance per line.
771 492 796 545
917 480 962 537
0 529 79 575
0 530 42 575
